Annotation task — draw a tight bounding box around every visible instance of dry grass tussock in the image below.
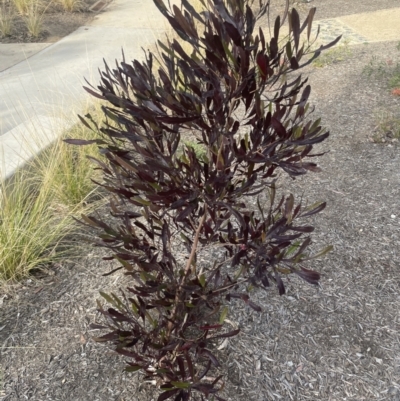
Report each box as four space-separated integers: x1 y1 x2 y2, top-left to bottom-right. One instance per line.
0 2 13 37
0 102 107 284
57 0 83 12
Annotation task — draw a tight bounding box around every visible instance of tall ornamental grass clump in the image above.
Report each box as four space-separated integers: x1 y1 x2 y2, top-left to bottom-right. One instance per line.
0 169 71 282
0 104 105 283
70 0 339 399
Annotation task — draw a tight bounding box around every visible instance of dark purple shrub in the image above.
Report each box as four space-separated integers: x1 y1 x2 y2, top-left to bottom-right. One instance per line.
67 0 338 399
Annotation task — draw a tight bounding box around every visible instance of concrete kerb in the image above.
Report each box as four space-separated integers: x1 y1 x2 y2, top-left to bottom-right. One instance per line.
0 43 52 73
0 116 73 181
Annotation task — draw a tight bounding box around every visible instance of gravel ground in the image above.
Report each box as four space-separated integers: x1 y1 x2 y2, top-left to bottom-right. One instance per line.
1 2 400 401
263 0 400 20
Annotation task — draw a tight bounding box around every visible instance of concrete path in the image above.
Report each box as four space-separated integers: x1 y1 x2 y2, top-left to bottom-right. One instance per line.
0 0 167 134
0 1 399 179
0 43 52 72
0 0 168 179
311 7 400 45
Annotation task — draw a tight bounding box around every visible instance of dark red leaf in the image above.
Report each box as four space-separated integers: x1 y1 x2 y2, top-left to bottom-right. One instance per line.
261 275 270 288
275 274 286 295
191 382 216 395
290 56 299 69
317 35 342 52
224 22 241 46
290 8 300 51
184 352 194 380
273 15 280 42
115 348 138 358
177 356 186 380
248 300 262 312
89 323 108 330
158 389 180 401
208 329 240 340
306 7 316 41
295 267 320 285
292 131 329 146
300 202 326 218
290 226 314 233
212 375 224 387
157 115 199 124
107 308 132 322
201 349 220 367
299 84 311 107
197 360 212 380
64 138 104 146
181 0 204 23
199 324 223 331
83 85 104 99
271 117 287 138
256 53 268 79
102 266 124 276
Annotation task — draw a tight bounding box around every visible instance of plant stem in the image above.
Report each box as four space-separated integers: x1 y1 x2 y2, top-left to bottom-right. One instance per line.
182 204 208 282
166 204 208 339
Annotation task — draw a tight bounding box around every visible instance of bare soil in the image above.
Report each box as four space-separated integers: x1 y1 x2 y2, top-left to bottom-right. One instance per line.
0 0 106 44
1 2 400 401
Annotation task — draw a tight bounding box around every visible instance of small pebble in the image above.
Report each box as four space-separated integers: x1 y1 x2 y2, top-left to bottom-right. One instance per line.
391 215 396 219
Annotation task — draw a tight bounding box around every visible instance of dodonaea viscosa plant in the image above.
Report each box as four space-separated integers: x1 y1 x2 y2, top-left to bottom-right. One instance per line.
67 0 339 399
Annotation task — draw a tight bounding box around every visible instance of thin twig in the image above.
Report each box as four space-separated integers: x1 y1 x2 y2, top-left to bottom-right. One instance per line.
182 204 208 282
